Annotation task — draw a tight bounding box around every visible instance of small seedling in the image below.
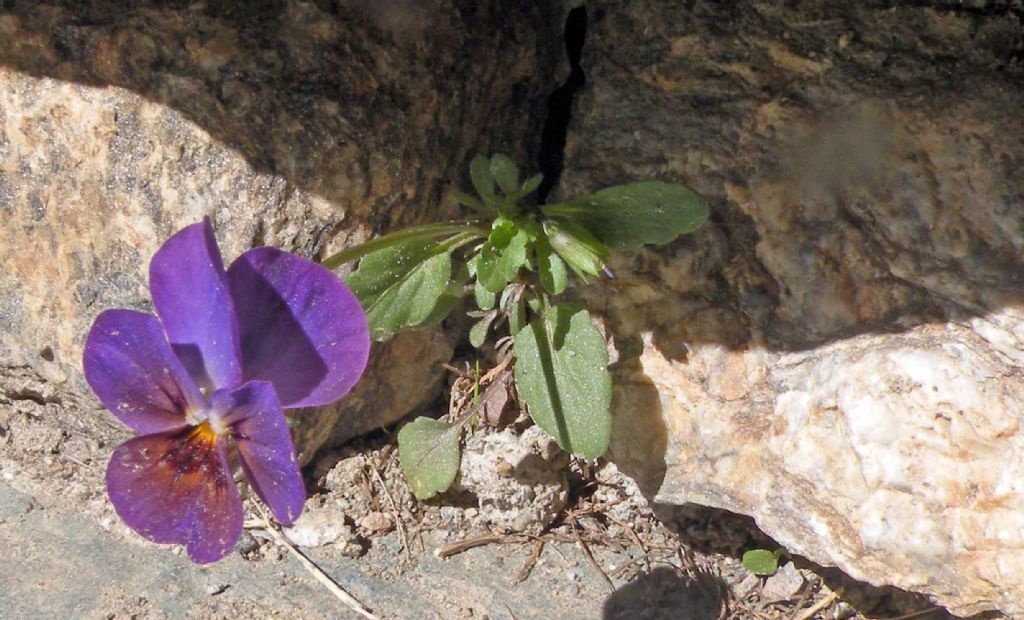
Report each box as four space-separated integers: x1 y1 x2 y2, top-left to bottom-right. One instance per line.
742 548 786 576
324 154 709 499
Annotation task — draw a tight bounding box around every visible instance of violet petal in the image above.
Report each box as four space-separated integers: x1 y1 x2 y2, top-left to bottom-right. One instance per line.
83 309 203 434
149 218 243 392
212 381 305 525
106 425 243 564
227 247 370 408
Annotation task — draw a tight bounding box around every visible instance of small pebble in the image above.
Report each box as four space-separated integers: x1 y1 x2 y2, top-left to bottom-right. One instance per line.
359 511 394 534
494 459 514 477
236 532 261 557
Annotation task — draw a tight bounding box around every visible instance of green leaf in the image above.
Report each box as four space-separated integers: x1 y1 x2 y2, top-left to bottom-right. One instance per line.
451 188 495 217
321 220 483 270
508 298 526 336
545 181 709 250
467 256 495 309
521 173 543 196
469 312 496 348
345 238 453 340
397 418 461 500
474 279 496 310
490 154 519 196
450 188 483 209
477 218 530 293
741 549 779 576
418 278 465 329
470 155 495 201
513 305 612 458
499 284 527 336
535 235 568 295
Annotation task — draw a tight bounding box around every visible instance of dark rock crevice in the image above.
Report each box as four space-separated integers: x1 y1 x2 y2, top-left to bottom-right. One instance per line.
536 5 588 205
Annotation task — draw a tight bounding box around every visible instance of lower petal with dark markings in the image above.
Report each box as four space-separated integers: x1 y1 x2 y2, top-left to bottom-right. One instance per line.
105 423 243 564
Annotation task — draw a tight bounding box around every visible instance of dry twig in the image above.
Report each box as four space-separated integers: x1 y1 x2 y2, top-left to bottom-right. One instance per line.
515 539 545 584
434 534 507 559
251 503 378 620
791 589 840 620
572 519 615 593
367 458 411 560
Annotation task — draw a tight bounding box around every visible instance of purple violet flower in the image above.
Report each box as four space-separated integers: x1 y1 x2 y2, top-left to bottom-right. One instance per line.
82 219 370 563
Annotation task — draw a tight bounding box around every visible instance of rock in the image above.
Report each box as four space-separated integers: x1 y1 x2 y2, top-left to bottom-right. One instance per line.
592 461 652 526
358 511 394 535
203 583 229 596
282 506 364 556
559 1 1024 617
322 454 368 495
0 1 552 474
761 562 804 602
0 480 626 619
291 329 454 463
452 425 569 534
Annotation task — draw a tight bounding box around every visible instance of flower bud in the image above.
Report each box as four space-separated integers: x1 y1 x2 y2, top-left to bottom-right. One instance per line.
542 219 608 280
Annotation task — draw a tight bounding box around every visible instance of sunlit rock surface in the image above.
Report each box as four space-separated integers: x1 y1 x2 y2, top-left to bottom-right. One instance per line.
560 1 1024 616
0 1 550 468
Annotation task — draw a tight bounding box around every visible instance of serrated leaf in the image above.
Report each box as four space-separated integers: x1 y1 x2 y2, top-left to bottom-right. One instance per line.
470 155 495 201
397 418 461 500
742 549 779 576
535 235 568 295
513 305 611 458
478 218 529 293
547 181 709 250
469 312 496 348
345 238 452 340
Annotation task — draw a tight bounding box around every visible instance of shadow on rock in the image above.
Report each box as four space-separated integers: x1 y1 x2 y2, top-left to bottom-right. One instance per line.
602 566 724 620
0 1 554 232
650 502 998 620
607 355 666 498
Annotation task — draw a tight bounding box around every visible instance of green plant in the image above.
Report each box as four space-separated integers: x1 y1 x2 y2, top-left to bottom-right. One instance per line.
323 154 709 499
742 548 786 576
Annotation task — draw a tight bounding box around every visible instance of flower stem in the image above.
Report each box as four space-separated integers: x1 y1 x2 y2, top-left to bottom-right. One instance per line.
321 220 486 270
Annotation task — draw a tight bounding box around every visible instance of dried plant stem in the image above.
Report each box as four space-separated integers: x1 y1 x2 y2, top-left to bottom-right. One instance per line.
434 534 507 558
572 520 615 593
367 459 411 560
608 555 641 579
515 539 545 584
791 590 840 620
252 504 378 620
